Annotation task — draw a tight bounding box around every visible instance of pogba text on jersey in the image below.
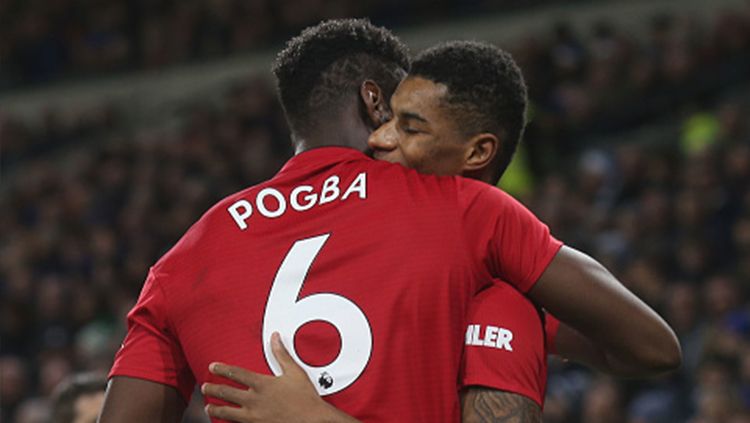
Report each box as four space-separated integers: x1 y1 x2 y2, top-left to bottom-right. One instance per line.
227 172 367 230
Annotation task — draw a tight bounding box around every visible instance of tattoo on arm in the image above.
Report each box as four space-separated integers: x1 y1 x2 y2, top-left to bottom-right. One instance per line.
461 387 542 423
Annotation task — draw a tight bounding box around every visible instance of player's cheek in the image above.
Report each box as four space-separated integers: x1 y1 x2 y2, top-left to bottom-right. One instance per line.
402 142 428 171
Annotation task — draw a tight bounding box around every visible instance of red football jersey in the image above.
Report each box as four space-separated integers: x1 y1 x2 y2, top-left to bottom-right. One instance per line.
110 147 562 422
460 283 549 407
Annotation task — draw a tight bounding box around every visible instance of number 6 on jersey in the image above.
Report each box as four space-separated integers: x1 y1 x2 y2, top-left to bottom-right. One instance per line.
262 234 373 395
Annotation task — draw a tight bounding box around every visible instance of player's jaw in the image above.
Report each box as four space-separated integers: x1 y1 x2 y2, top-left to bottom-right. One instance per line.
368 76 470 177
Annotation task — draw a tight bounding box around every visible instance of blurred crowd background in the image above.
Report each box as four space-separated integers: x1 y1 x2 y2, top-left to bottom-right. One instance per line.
0 0 582 90
2 0 750 422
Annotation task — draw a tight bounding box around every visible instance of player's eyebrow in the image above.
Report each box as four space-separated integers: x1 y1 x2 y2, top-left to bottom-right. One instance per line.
399 110 428 123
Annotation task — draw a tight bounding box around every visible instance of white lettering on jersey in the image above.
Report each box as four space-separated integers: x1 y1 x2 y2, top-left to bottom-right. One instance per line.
227 172 368 230
464 324 514 351
342 172 367 200
319 175 340 205
228 200 253 231
290 185 317 211
257 188 287 218
263 234 372 395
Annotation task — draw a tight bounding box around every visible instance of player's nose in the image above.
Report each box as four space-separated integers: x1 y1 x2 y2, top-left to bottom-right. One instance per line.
368 121 397 151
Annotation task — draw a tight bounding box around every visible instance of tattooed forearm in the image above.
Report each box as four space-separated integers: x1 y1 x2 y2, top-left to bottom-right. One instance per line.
461 387 542 423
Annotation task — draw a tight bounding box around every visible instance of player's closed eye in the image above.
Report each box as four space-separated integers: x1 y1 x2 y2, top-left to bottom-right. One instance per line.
401 125 421 134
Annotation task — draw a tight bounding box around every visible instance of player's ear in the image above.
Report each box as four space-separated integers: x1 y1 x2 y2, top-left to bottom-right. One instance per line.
463 132 499 173
360 80 391 129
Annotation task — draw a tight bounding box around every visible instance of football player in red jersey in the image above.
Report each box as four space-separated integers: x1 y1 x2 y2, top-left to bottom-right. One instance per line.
99 21 680 423
198 40 680 423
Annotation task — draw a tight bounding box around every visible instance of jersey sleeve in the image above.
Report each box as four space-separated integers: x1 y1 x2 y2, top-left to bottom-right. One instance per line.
460 182 563 293
460 283 547 407
109 269 195 403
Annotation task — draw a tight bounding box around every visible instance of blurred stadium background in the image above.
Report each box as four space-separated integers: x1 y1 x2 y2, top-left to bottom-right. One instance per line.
1 0 750 422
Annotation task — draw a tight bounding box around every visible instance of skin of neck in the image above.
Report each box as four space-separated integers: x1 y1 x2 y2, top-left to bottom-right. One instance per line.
463 167 496 185
293 97 373 154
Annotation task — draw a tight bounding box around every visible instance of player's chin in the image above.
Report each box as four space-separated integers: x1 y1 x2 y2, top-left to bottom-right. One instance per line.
371 151 403 165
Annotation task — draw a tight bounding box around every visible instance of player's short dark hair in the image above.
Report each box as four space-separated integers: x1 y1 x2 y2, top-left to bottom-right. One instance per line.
51 372 106 423
410 41 528 183
272 18 410 135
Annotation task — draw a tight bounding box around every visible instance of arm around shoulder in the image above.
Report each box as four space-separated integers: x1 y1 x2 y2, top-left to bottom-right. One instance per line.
529 246 681 376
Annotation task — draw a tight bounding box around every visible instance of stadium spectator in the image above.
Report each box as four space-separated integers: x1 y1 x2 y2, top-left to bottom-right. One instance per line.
50 373 106 423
